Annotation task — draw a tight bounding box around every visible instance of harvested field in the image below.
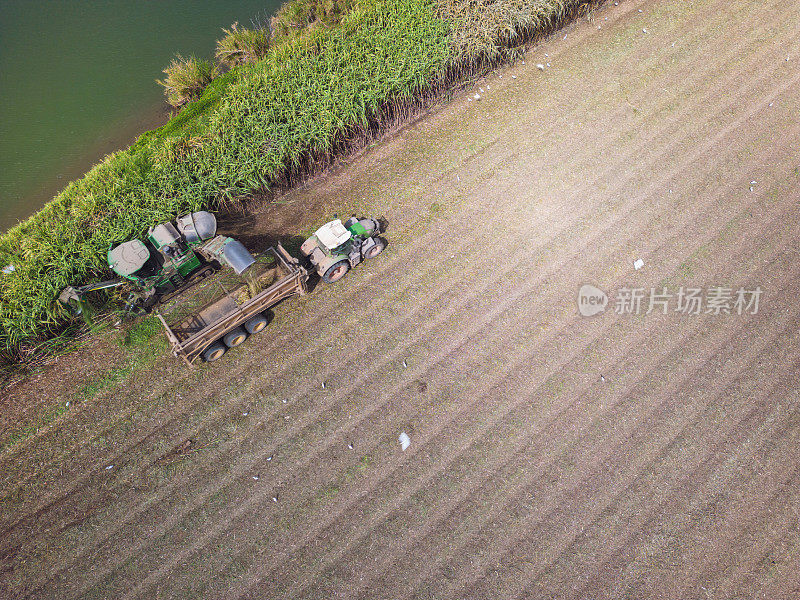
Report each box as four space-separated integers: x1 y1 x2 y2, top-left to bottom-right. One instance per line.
2 0 800 598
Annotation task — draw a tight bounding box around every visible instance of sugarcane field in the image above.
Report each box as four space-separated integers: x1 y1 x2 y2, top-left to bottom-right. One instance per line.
1 0 799 598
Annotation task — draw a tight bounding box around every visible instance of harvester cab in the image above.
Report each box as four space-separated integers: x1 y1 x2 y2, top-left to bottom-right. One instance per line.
300 216 385 283
59 211 257 316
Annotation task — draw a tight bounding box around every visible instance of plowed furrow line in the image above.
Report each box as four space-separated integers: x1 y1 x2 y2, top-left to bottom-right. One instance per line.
416 286 800 600
545 435 800 599
378 189 800 600
2 0 793 527
7 4 800 600
563 383 800 598
324 222 800 600
740 510 800 600
680 446 800 596
562 380 800 596
238 141 800 600
125 125 800 600
444 255 800 596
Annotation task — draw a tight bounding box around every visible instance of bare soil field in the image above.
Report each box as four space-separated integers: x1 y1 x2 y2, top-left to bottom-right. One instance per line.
2 0 800 598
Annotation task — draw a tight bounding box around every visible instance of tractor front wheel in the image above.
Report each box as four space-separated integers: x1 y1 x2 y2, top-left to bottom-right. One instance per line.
323 261 350 283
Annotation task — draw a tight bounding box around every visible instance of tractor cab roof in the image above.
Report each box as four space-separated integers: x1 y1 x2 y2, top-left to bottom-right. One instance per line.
314 219 352 252
108 239 150 277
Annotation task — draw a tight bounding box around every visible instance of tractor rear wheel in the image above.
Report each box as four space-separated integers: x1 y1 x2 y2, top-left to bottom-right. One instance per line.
244 313 269 334
223 327 248 348
323 261 350 283
364 237 386 259
203 342 227 362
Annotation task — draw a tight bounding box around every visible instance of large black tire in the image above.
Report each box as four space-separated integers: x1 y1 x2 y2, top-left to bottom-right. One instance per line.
223 326 248 348
364 237 386 260
323 261 350 283
244 313 269 334
202 342 227 362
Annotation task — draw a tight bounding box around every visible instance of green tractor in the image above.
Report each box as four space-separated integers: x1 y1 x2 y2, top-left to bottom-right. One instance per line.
59 211 256 315
300 216 386 283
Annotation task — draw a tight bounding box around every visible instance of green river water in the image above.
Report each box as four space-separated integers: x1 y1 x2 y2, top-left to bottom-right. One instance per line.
0 0 281 233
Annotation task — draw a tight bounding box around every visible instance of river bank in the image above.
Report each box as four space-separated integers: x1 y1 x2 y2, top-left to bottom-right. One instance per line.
0 103 170 232
0 0 280 232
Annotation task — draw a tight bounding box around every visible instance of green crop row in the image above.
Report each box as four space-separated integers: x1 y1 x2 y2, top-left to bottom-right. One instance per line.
0 0 598 361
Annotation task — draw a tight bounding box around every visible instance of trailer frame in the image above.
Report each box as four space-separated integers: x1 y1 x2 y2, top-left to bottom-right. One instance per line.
157 243 308 365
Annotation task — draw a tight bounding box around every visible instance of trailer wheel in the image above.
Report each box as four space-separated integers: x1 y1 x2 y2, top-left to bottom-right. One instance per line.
244 313 269 334
364 237 386 259
203 342 227 362
323 261 350 283
223 327 248 348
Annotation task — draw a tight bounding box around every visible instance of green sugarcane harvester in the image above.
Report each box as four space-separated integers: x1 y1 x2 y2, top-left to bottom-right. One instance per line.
59 211 256 315
59 212 386 317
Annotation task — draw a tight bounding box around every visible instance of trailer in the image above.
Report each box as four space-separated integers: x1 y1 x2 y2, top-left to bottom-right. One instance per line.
156 243 308 365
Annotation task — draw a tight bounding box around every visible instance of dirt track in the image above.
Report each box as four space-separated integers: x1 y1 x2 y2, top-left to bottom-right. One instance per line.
2 0 800 598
